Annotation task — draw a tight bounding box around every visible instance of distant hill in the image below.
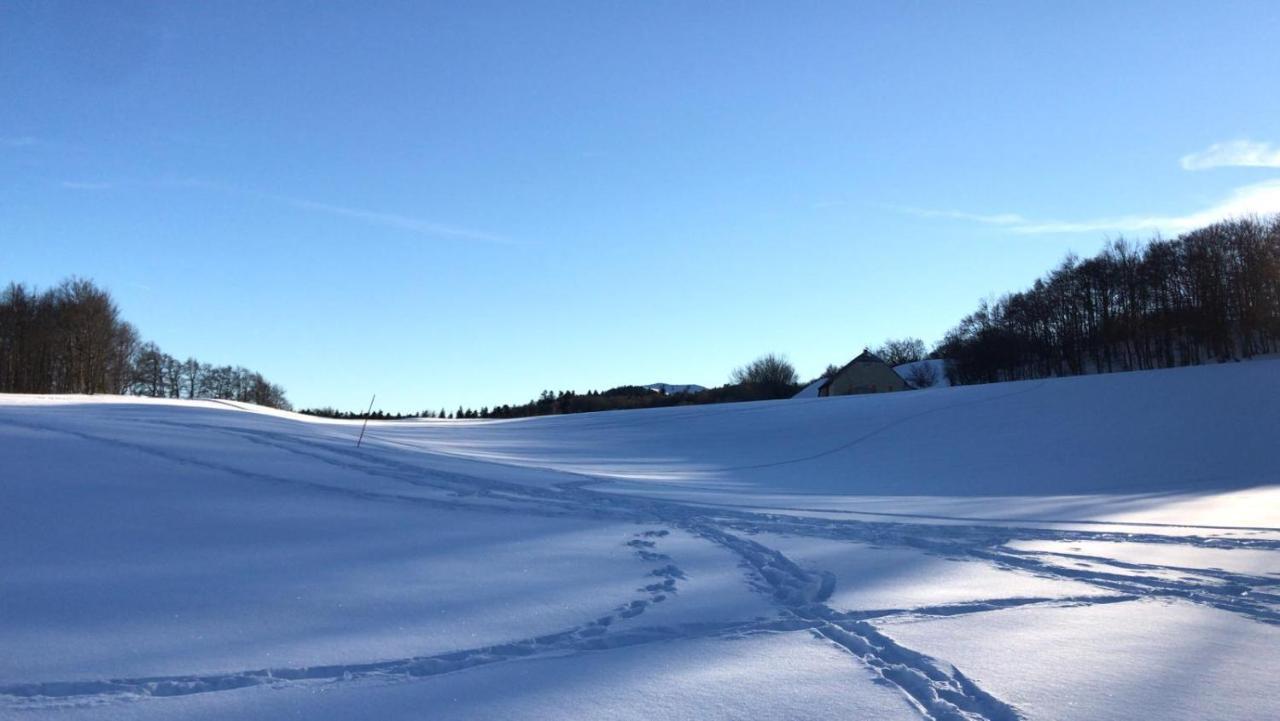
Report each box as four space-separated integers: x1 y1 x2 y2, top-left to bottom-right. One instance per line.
645 383 707 395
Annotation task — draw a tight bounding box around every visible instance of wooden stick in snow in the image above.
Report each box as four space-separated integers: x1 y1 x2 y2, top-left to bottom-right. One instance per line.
356 394 376 448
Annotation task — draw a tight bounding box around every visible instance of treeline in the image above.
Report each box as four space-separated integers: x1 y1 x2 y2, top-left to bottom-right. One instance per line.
304 383 804 421
301 354 804 421
937 216 1280 384
0 278 291 409
482 380 798 419
131 343 291 409
447 354 803 419
300 407 432 420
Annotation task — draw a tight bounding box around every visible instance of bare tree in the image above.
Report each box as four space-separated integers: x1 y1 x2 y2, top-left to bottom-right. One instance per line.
731 353 799 398
1 277 293 408
132 342 167 397
181 357 202 399
1 278 139 395
162 353 182 398
875 338 927 366
904 362 938 389
937 216 1280 384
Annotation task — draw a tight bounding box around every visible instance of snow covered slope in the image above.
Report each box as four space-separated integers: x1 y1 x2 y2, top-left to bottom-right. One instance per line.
792 377 826 398
372 360 1280 516
894 358 951 388
2 360 1278 720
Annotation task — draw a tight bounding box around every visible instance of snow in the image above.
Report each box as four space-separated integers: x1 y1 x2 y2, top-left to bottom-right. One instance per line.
877 600 1280 721
370 359 1280 503
1002 538 1280 578
11 632 921 721
754 533 1110 612
893 358 951 388
1 422 662 684
595 485 1280 534
3 359 1278 720
792 377 826 398
605 527 777 630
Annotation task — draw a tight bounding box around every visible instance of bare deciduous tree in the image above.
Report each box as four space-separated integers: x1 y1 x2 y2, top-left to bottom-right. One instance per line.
904 361 938 389
875 337 927 366
731 353 799 398
1 277 292 409
937 216 1280 384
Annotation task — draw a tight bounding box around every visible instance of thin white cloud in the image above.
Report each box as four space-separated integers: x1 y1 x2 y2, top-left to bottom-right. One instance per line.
1 136 38 148
903 179 1280 236
1181 140 1280 170
162 177 515 245
61 180 115 190
283 197 514 245
159 176 219 189
891 206 1029 226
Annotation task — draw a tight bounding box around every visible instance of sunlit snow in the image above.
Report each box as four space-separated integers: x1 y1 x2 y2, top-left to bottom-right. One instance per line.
2 360 1277 720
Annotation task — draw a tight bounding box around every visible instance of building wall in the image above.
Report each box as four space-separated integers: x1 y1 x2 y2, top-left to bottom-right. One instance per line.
823 362 909 396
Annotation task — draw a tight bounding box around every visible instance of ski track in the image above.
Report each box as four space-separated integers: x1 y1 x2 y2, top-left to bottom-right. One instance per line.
4 415 1278 721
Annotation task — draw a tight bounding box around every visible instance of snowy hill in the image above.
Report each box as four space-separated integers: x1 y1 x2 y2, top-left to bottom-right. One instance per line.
792 376 827 398
893 358 951 388
2 360 1278 720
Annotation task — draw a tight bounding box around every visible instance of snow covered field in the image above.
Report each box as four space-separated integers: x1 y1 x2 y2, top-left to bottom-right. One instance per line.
2 361 1278 720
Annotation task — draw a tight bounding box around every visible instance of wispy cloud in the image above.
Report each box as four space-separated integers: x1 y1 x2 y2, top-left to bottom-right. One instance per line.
1 136 39 148
162 177 515 245
61 180 115 190
891 206 1029 226
1181 140 1280 170
901 179 1280 236
283 197 513 244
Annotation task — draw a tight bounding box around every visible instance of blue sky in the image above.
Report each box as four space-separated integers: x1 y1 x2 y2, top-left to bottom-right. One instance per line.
4 1 1279 412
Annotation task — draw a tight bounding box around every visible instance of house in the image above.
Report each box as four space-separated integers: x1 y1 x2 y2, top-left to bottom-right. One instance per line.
817 350 909 396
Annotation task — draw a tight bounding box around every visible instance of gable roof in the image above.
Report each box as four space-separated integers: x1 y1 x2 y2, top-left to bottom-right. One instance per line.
816 349 904 393
850 350 887 365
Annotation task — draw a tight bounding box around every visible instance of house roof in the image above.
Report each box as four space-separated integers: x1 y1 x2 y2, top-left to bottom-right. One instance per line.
816 349 903 393
851 350 887 365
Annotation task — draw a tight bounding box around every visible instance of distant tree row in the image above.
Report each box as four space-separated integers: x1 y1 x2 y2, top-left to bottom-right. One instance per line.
300 407 432 420
478 354 801 419
936 216 1280 384
0 278 291 409
301 354 803 421
131 343 291 409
